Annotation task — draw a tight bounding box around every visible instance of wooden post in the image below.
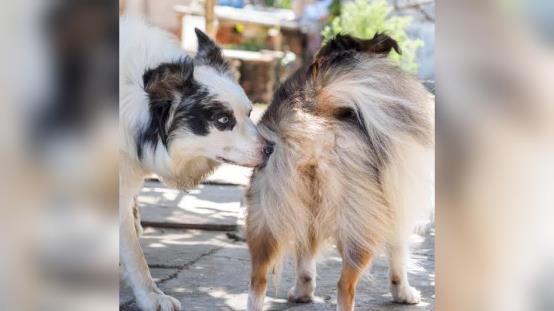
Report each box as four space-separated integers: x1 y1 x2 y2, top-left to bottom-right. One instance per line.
205 0 216 38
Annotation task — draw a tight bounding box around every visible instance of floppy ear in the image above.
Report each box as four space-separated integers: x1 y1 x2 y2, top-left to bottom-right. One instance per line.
141 58 195 149
194 28 229 72
143 57 195 102
316 33 401 59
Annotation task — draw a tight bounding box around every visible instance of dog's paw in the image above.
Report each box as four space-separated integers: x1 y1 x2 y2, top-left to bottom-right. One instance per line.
246 292 265 311
287 286 314 303
391 285 421 304
137 291 181 311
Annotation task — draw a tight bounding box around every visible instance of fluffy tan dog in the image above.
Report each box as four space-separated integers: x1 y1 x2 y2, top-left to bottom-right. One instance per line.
245 34 434 311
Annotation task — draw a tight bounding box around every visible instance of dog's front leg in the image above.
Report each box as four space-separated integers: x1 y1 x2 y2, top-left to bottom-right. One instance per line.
120 197 181 311
119 179 181 311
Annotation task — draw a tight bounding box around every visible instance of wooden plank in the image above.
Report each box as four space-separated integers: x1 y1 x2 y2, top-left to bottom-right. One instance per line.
174 4 300 30
222 49 284 62
205 0 216 37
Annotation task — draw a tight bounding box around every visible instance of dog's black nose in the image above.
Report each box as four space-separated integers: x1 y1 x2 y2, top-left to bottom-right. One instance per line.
262 143 274 156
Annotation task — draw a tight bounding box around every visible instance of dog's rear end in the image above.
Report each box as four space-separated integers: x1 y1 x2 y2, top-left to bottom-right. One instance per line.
245 34 434 311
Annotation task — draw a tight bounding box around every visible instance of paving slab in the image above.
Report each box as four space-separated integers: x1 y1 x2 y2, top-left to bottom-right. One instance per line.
139 228 230 267
121 227 434 310
120 228 231 310
147 228 435 311
120 268 179 306
137 182 246 227
122 159 434 310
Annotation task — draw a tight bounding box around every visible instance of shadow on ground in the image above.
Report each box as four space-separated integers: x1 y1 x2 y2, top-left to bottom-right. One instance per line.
120 181 434 311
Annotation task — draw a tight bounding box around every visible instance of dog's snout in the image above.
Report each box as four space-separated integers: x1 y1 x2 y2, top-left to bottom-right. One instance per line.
262 142 274 156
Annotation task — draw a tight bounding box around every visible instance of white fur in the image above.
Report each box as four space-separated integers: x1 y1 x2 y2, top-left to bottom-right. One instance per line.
288 250 317 303
247 289 265 311
120 17 261 175
120 16 262 311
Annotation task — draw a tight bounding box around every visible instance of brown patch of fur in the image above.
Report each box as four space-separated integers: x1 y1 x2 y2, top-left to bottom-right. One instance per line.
308 229 320 254
298 162 321 211
143 60 193 103
391 275 401 286
337 248 374 311
311 87 339 119
247 229 280 266
247 229 281 300
301 275 313 284
145 74 184 102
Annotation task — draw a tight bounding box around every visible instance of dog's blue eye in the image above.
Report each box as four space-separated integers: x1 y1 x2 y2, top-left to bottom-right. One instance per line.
217 116 229 124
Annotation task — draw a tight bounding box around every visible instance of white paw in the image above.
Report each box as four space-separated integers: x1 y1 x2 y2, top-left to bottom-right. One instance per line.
137 291 181 311
287 286 314 303
391 285 421 304
246 291 264 311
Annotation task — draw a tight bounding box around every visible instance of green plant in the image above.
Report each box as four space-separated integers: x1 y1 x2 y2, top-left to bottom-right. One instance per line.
322 0 423 72
328 0 342 20
227 38 267 51
264 0 292 9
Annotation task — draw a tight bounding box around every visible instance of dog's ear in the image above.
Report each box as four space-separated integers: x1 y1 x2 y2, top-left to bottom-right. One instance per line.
194 28 230 73
143 58 194 102
316 33 401 60
141 59 194 150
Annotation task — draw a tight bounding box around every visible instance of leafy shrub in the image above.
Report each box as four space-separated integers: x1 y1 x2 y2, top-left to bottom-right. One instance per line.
264 0 292 9
228 38 266 51
322 0 422 72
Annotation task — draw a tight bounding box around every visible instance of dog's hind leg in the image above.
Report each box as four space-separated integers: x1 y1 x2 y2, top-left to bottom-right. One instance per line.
288 237 319 303
246 229 281 311
382 145 430 305
336 242 373 311
387 241 421 304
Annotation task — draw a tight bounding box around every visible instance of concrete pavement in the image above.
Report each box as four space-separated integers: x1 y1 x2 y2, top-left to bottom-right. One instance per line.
119 169 435 311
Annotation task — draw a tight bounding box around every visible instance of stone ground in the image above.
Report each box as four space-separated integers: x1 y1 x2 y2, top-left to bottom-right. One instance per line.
119 164 435 311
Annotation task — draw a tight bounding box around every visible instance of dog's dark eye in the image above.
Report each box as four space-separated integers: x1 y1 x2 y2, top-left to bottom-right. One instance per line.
216 115 229 124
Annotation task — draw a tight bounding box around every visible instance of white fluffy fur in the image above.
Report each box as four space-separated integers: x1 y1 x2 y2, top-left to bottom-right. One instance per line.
246 53 434 311
120 16 262 311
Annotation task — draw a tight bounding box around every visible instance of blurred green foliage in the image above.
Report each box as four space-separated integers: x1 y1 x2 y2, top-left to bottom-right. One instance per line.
322 0 423 72
264 0 292 9
228 38 266 51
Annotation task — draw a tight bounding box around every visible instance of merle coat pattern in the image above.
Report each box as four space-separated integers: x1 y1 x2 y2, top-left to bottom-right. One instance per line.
245 33 434 311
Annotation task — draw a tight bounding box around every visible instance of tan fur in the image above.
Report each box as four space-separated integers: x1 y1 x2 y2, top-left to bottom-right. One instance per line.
163 151 219 189
144 69 187 102
245 43 433 310
337 245 374 311
246 228 281 309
